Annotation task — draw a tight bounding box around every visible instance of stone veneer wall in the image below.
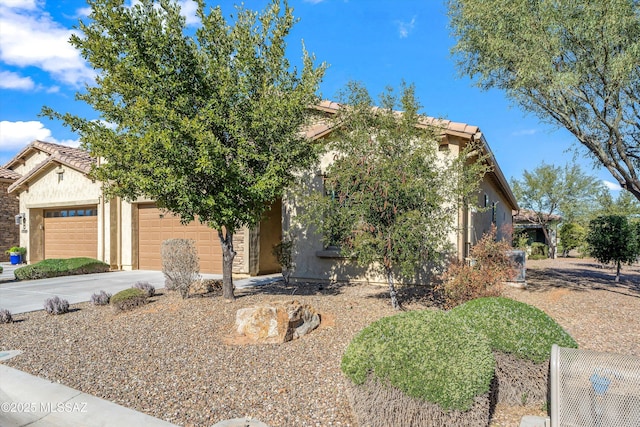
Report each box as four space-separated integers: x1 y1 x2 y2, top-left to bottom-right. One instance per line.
0 181 20 262
232 229 245 273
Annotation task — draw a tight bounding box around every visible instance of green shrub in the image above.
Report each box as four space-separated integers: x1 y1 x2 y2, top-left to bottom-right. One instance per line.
449 297 577 364
14 258 109 280
110 288 148 312
341 310 495 411
0 265 3 274
530 242 548 258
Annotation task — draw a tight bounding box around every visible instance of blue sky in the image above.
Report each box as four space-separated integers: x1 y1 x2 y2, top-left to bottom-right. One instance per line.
0 0 622 192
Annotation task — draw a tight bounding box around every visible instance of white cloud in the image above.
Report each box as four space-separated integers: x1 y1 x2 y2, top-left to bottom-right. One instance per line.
0 70 35 90
396 16 416 38
0 0 38 10
0 2 95 87
0 120 80 152
178 0 199 26
512 129 538 136
603 180 622 191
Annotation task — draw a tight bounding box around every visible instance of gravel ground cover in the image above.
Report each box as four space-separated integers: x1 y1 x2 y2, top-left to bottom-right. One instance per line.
1 257 639 427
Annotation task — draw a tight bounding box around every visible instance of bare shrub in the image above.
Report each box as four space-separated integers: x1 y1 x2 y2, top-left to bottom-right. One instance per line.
438 225 515 308
0 308 13 324
161 239 200 299
44 296 70 315
133 281 155 297
90 290 112 306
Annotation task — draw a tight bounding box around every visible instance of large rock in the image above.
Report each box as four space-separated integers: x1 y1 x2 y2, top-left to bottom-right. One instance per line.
235 300 321 344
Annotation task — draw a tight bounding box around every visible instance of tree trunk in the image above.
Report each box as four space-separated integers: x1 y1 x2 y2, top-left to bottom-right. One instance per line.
218 228 236 300
385 267 400 310
541 225 556 259
616 261 621 283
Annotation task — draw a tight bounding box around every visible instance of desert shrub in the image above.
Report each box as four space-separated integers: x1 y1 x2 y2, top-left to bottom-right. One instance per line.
161 239 200 299
15 258 109 280
90 290 112 306
0 308 13 324
272 238 294 284
450 297 578 405
110 288 147 312
44 296 70 315
530 242 548 258
194 278 222 295
133 281 155 297
342 310 495 413
438 226 515 308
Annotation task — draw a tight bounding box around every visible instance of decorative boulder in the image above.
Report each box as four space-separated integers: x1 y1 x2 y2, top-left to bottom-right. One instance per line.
235 300 321 344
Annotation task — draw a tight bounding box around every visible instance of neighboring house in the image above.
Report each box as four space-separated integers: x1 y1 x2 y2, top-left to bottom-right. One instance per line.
283 101 519 283
513 209 562 254
4 140 280 275
0 167 21 261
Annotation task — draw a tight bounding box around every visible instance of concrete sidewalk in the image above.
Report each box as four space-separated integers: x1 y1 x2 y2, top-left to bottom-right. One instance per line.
0 363 178 427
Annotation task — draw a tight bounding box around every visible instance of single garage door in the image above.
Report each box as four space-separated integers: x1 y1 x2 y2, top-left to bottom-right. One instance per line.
137 204 222 273
44 206 98 259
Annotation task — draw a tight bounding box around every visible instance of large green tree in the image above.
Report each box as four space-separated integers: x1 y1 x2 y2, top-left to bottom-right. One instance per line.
449 0 640 200
511 162 602 258
587 215 640 282
302 82 489 309
43 0 325 300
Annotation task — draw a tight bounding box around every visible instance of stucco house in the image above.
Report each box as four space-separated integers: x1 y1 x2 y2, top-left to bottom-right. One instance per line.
282 101 519 283
5 104 517 283
4 140 280 275
0 166 21 261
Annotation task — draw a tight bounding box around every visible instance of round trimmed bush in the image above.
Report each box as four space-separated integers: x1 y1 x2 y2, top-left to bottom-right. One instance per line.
449 297 578 405
342 310 495 426
110 288 147 312
449 297 577 363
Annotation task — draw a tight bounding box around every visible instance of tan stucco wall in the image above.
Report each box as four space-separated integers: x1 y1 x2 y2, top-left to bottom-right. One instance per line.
17 165 102 263
11 151 49 176
470 177 514 245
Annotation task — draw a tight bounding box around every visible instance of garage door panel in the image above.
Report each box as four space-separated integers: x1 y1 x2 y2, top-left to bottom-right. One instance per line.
138 204 222 273
44 207 98 260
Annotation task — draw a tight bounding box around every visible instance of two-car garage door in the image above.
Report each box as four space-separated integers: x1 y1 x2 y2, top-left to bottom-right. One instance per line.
137 204 223 273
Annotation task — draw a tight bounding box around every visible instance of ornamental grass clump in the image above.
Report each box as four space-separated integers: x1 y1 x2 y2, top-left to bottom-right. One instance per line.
0 308 13 324
110 288 147 312
90 290 112 306
44 296 70 315
132 281 155 297
450 297 578 405
342 310 496 427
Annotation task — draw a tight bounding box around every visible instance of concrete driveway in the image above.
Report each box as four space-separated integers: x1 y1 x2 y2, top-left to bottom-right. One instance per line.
0 263 280 314
0 268 175 314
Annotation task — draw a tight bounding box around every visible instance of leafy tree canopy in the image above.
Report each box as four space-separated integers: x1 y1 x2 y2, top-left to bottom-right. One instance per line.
449 0 640 200
587 215 640 281
511 162 602 257
301 82 489 308
43 0 326 300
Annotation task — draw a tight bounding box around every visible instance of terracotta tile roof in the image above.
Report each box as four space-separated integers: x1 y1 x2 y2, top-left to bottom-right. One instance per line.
0 167 21 181
310 100 482 140
7 141 95 194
